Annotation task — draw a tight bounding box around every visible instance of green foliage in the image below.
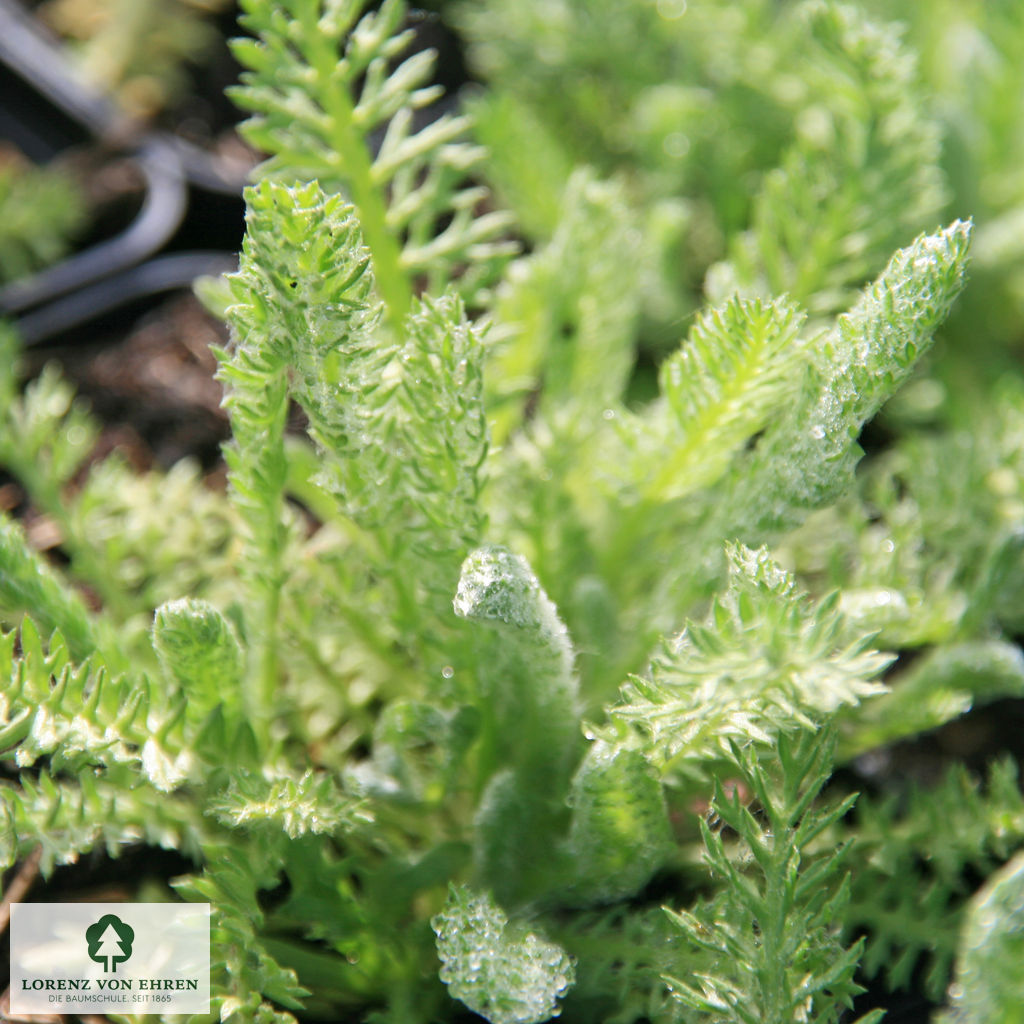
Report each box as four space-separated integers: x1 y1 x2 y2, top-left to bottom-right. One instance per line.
0 768 206 875
718 0 947 315
842 640 1024 755
734 219 971 536
175 848 312 1023
459 0 948 335
3 0 1024 1022
433 885 575 1024
207 767 367 840
153 597 243 723
665 729 880 1024
484 169 643 445
633 296 806 502
613 544 891 769
0 159 86 282
940 849 1024 1024
0 518 97 660
231 0 515 317
562 742 673 906
454 544 580 905
839 758 1024 1001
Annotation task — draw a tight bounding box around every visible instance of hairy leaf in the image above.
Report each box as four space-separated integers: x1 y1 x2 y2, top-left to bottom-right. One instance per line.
433 885 575 1024
614 544 890 767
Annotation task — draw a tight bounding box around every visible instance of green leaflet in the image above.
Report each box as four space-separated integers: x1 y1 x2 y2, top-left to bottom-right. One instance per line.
485 169 642 445
454 544 579 775
562 741 673 906
842 639 1024 756
613 543 891 768
734 219 972 535
219 182 298 727
0 333 135 629
665 728 881 1024
231 0 514 319
781 384 1024 651
721 0 947 314
0 327 218 633
0 160 86 282
0 618 200 794
0 621 128 768
432 884 575 1024
152 598 243 722
455 546 582 904
0 330 236 640
843 758 1024 1001
630 294 807 502
0 350 97 491
208 768 369 839
942 850 1024 1024
175 848 310 1023
0 769 205 875
308 292 489 573
0 518 97 661
227 179 489 596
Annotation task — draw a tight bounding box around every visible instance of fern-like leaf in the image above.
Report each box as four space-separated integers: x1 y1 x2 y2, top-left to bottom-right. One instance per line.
733 219 971 535
843 757 1024 1001
665 728 881 1024
228 179 488 601
231 0 514 318
721 0 947 315
630 295 806 502
613 543 890 768
208 768 369 839
0 770 206 876
0 519 97 661
175 847 309 1023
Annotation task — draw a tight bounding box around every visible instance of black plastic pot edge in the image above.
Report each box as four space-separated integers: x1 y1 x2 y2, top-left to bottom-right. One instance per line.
0 0 246 345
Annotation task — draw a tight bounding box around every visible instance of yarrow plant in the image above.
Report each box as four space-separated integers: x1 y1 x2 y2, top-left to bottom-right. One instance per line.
2 1 1024 1022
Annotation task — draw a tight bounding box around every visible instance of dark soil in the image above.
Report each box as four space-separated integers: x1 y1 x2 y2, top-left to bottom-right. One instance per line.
25 293 230 473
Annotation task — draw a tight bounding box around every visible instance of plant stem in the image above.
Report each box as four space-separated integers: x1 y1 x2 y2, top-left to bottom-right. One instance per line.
301 8 413 330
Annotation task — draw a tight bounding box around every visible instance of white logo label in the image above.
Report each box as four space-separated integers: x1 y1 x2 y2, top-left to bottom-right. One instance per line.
10 903 210 1014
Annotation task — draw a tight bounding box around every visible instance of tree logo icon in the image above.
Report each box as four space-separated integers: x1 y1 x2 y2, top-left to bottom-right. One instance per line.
86 914 135 972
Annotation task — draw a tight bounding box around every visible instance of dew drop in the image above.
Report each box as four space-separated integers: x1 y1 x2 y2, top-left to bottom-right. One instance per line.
810 424 826 440
441 665 455 679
